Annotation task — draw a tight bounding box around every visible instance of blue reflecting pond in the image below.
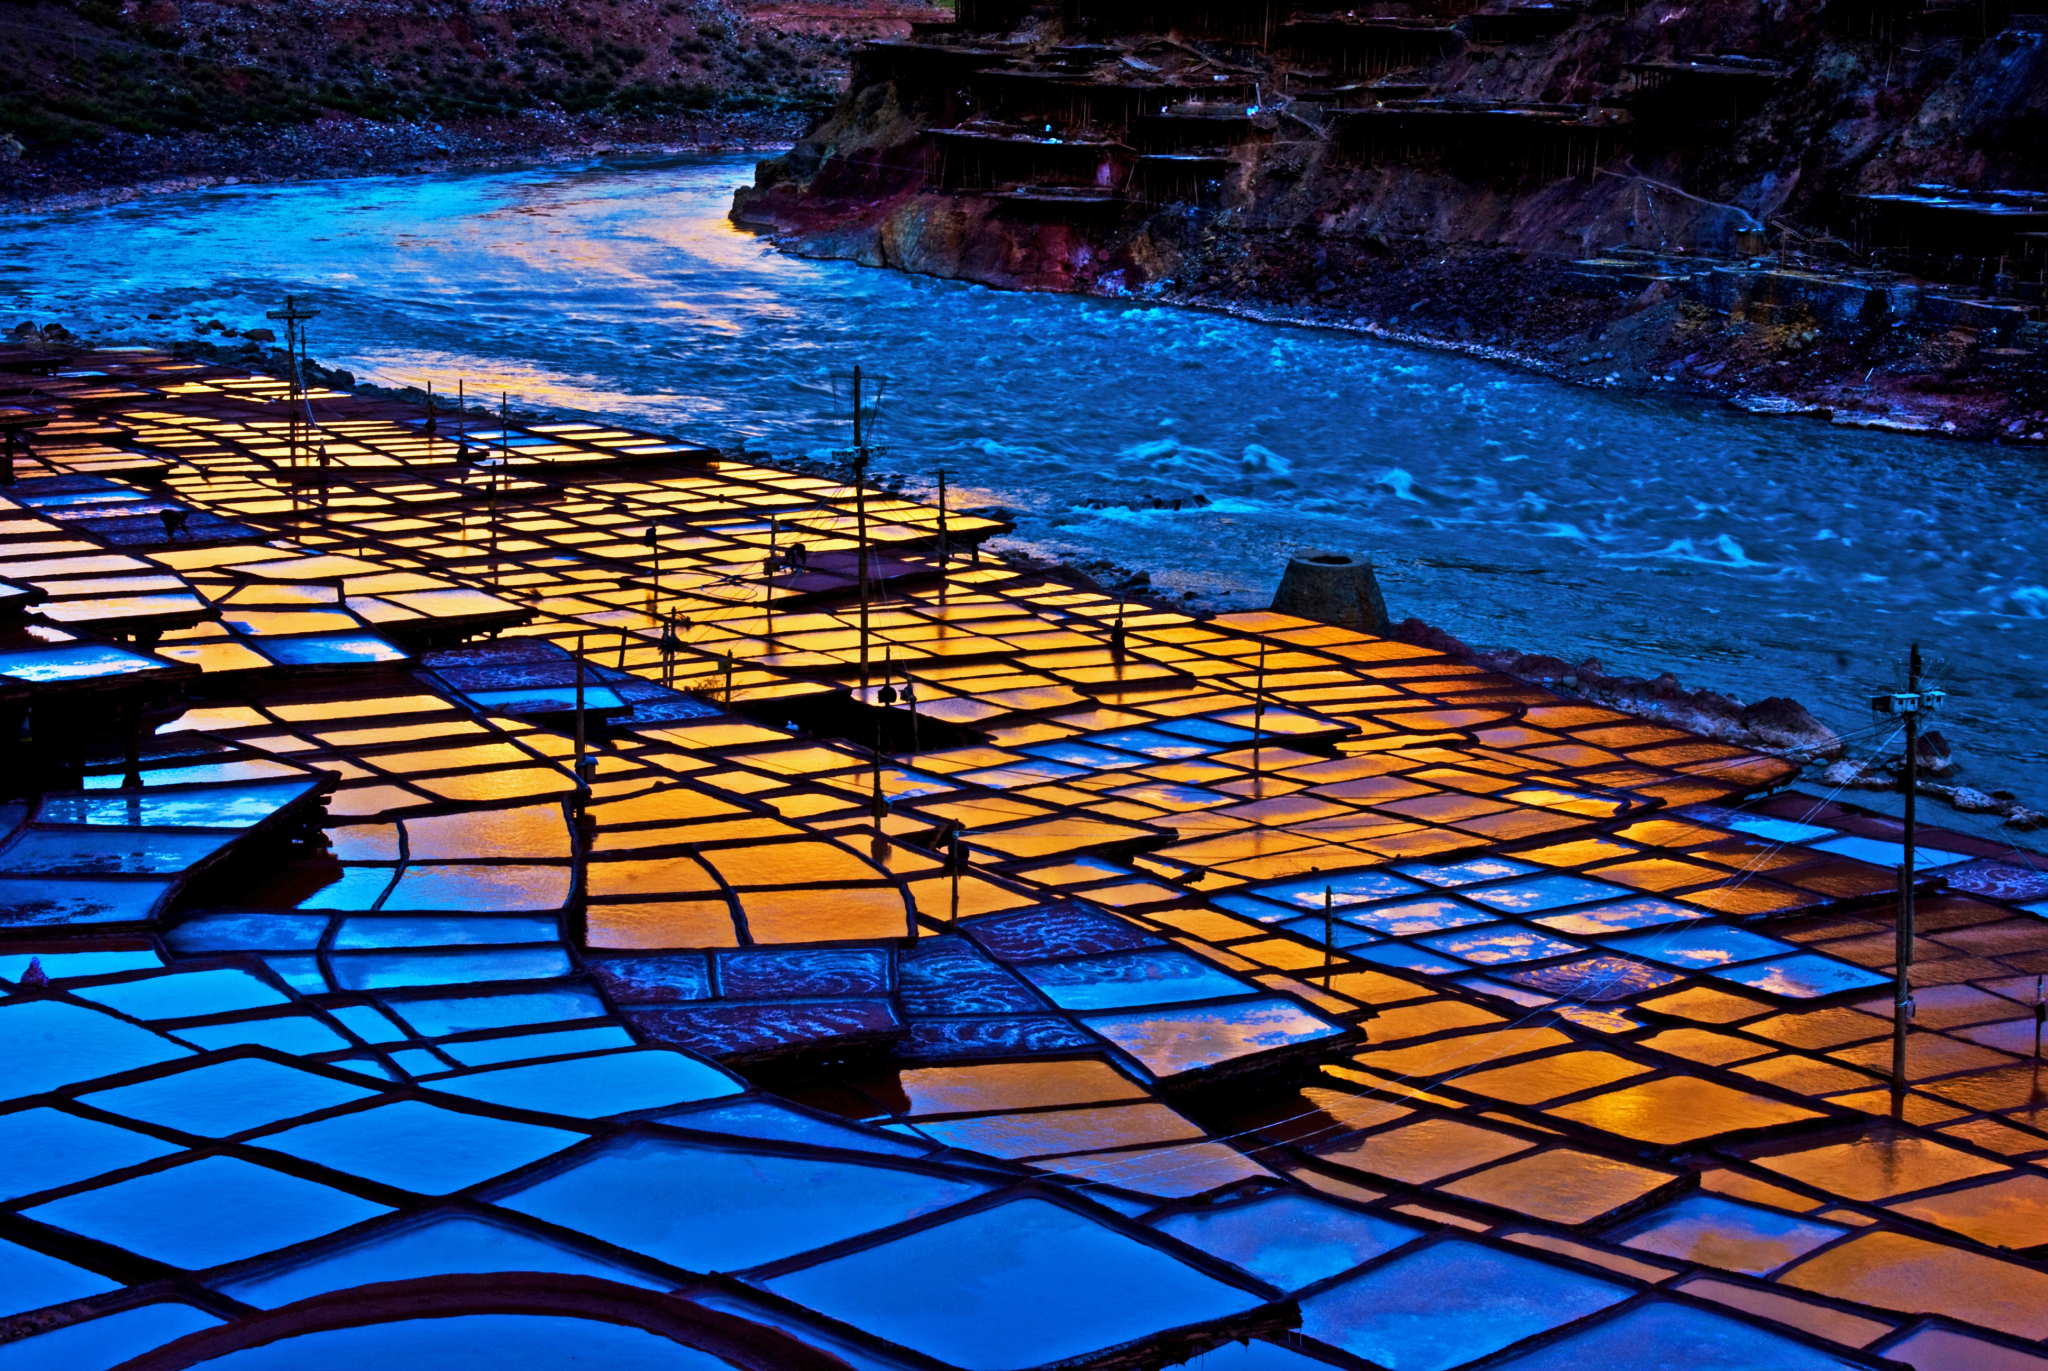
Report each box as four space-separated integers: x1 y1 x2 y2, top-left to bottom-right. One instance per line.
497 1133 989 1271
1600 924 1797 967
1021 948 1251 1010
1299 1238 1628 1369
81 1058 379 1138
1709 952 1891 998
0 1303 221 1371
427 1048 742 1117
21 1156 392 1270
168 1313 736 1369
1153 1192 1422 1291
388 986 609 1037
0 1107 182 1200
1341 897 1494 937
0 1000 190 1098
760 1197 1262 1368
0 1236 120 1317
211 1212 674 1309
71 967 289 1020
252 1099 583 1194
1607 1193 1846 1276
1488 1300 1864 1370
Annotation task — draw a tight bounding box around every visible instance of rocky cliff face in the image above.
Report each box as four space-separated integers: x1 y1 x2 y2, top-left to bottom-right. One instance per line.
733 0 2048 438
1 0 935 202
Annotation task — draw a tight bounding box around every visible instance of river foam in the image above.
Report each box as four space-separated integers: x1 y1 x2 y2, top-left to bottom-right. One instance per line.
5 151 2042 803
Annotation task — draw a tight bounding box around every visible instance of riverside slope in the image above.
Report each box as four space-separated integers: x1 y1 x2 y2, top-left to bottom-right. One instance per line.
732 0 2048 440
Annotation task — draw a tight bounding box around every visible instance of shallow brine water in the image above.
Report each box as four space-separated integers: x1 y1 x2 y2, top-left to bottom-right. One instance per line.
8 153 2046 812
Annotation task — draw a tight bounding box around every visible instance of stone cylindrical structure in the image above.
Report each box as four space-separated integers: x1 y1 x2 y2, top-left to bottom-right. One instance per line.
1271 552 1389 634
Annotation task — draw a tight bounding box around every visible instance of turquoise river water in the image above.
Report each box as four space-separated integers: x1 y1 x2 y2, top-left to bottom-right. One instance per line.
6 152 2045 813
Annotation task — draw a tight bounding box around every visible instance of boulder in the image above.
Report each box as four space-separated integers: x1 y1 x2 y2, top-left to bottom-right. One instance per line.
1913 729 1954 775
1509 653 1573 682
1821 758 1893 789
1392 617 1471 656
1739 696 1843 758
1272 552 1389 634
1939 785 2002 813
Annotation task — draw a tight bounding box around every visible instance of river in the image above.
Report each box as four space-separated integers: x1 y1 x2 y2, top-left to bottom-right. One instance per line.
7 152 2045 816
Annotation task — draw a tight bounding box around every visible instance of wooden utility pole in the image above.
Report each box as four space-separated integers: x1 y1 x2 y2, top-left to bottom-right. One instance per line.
1250 638 1269 783
646 524 663 616
869 732 887 832
572 632 591 820
853 365 871 695
1876 643 1943 1099
1323 881 1334 989
874 650 896 811
948 824 965 925
265 295 319 470
492 393 510 584
2034 975 2045 1060
659 613 680 689
764 514 777 632
1892 645 1922 1096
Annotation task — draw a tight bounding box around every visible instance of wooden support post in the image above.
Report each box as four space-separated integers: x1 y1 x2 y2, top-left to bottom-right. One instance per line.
1251 638 1268 785
1892 643 1922 1101
2034 975 2044 1060
1323 882 1335 989
573 632 591 819
120 698 143 791
853 365 871 696
949 825 965 925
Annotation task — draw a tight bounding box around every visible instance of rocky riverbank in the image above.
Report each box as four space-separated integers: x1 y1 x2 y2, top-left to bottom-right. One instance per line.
738 186 2048 446
0 0 941 212
732 0 2048 443
14 319 2035 826
962 532 2045 831
1 110 801 213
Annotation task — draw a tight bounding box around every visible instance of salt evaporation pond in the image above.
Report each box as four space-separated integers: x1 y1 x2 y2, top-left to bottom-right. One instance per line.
7 152 2045 808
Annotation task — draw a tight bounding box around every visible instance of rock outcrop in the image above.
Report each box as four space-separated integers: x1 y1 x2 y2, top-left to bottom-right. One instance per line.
734 0 2048 436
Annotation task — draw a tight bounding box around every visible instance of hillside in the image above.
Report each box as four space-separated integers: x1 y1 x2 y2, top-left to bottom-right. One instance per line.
731 0 2048 437
0 0 940 202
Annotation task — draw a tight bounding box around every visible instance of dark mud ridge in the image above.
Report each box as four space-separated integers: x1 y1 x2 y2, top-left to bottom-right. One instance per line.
732 0 2048 440
2 110 803 214
0 0 936 212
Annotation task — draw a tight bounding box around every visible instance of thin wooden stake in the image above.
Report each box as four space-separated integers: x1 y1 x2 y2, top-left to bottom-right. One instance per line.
2035 975 2044 1060
1251 638 1268 785
1892 643 1922 1101
573 632 589 812
1323 882 1334 989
